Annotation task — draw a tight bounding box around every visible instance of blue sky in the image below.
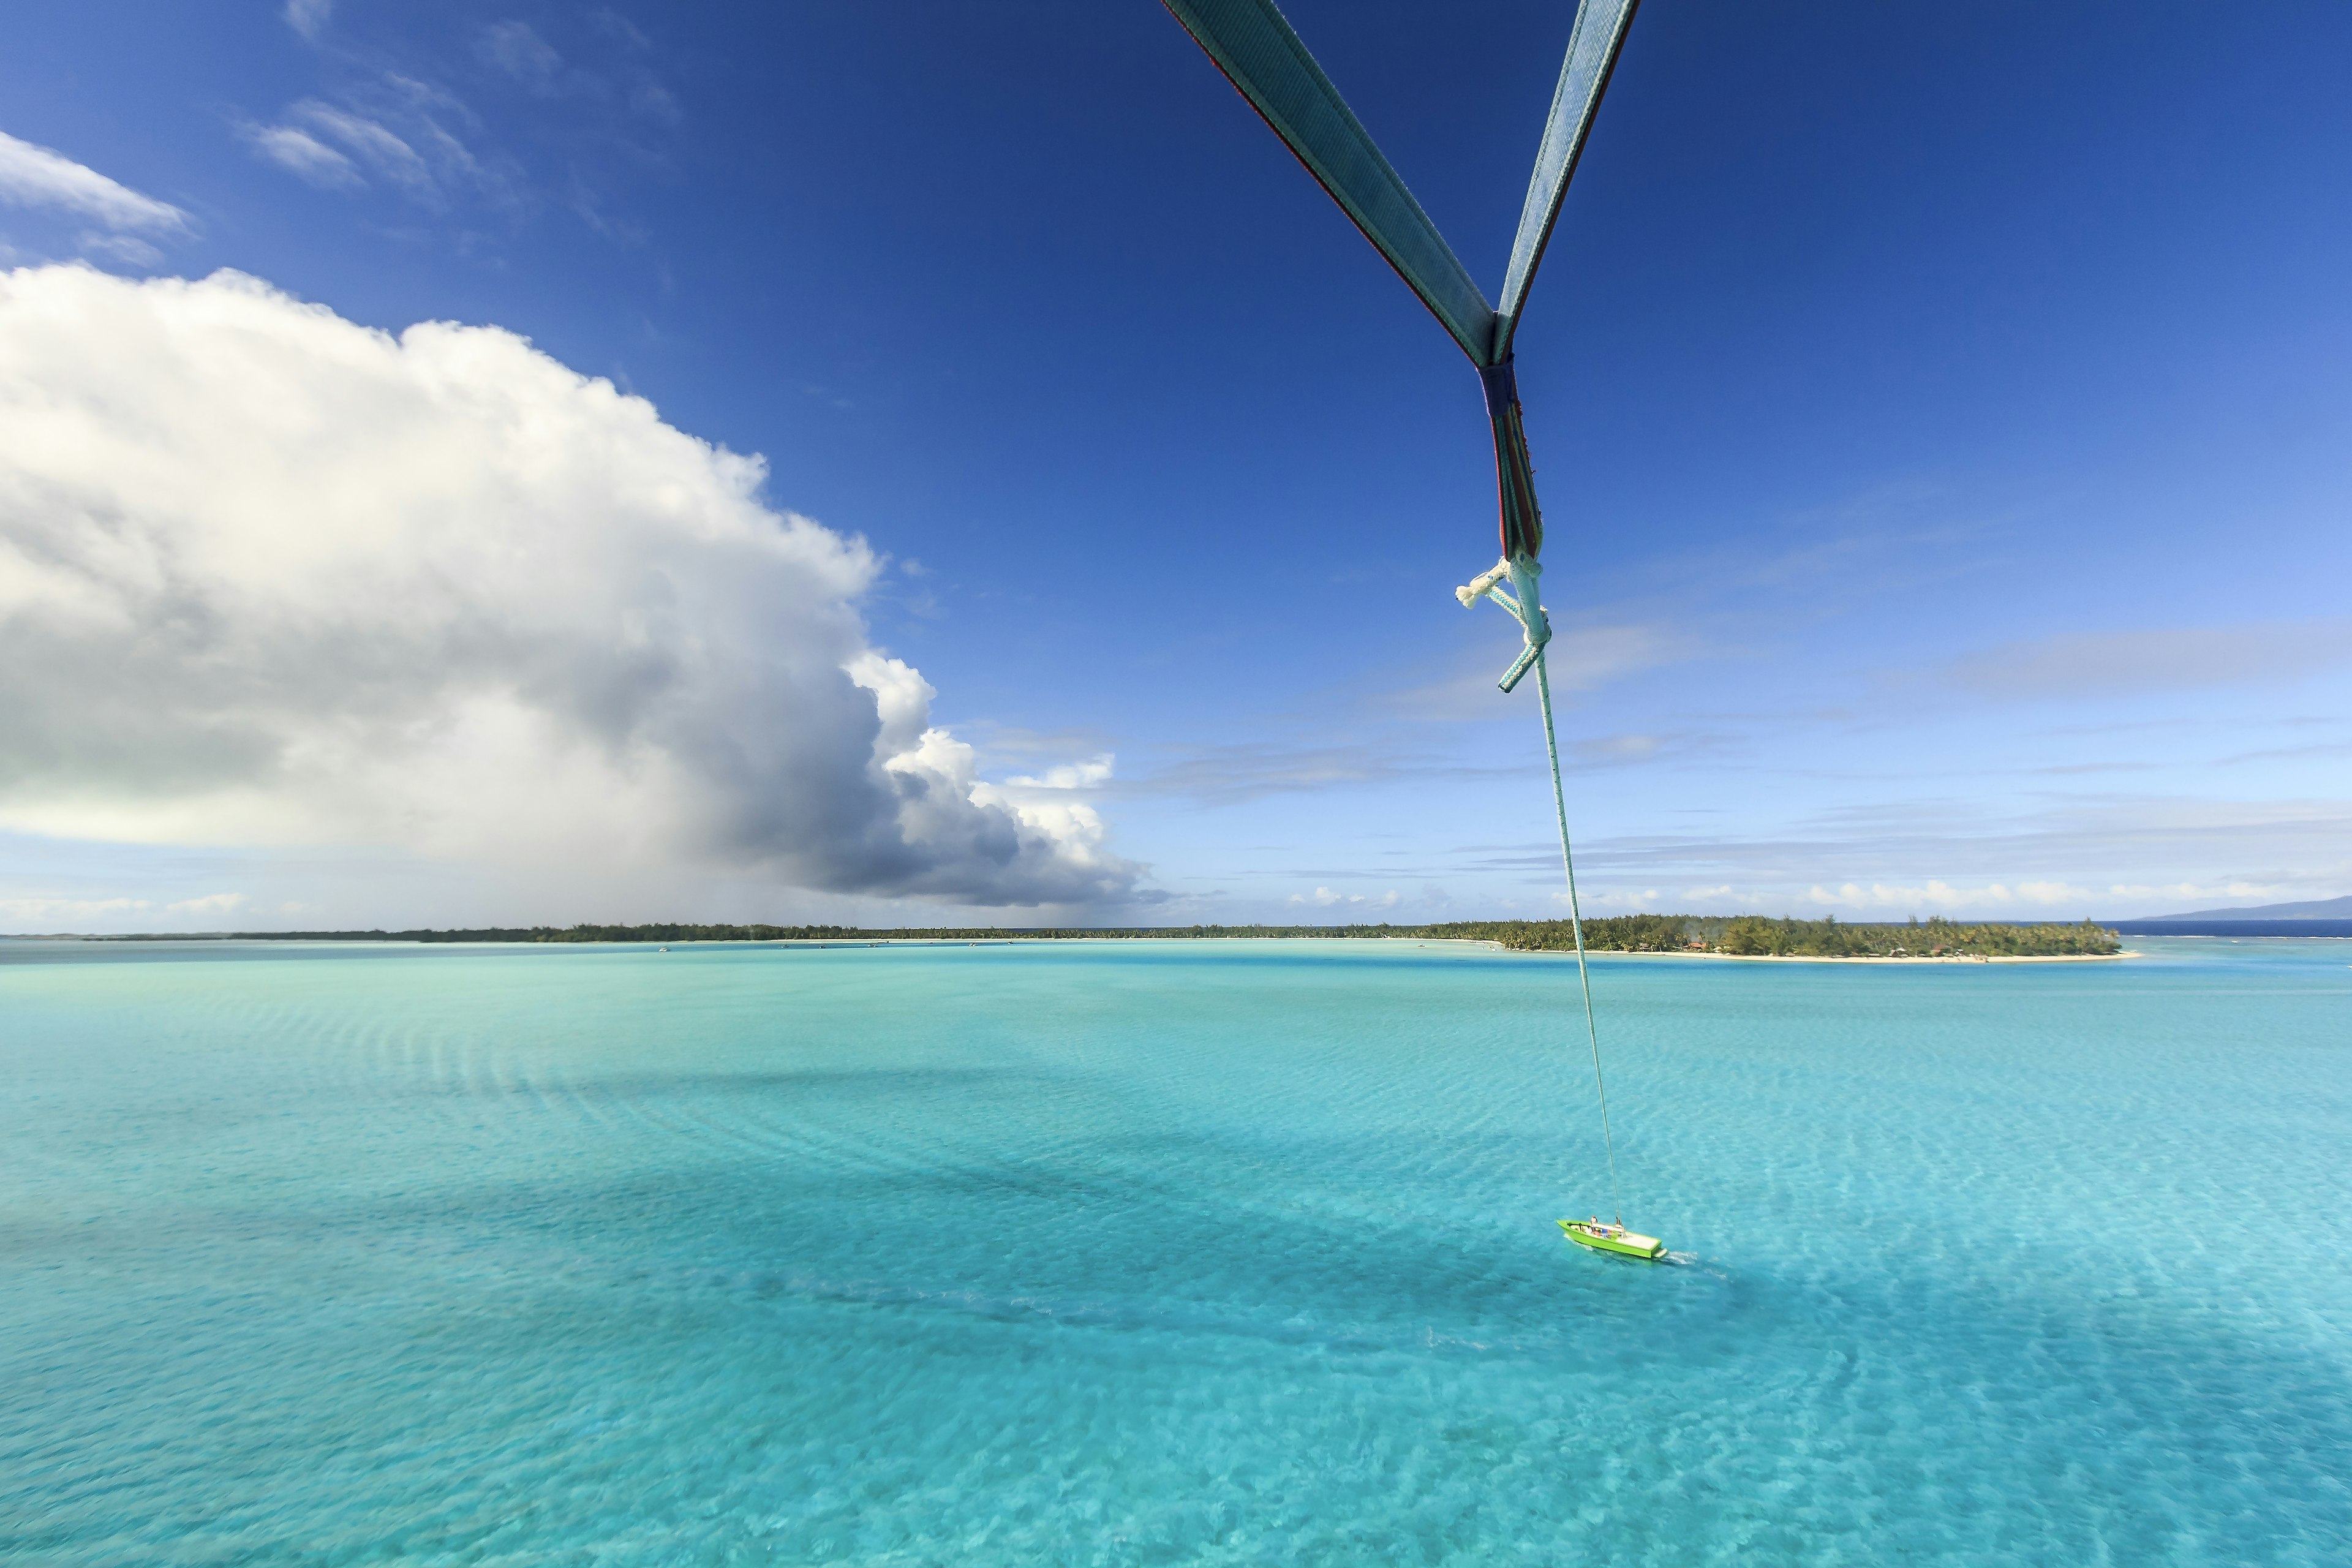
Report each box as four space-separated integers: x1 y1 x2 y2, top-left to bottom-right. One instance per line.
2 1 2348 931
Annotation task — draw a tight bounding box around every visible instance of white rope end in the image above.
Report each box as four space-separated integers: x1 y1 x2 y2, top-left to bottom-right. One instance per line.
1455 558 1513 608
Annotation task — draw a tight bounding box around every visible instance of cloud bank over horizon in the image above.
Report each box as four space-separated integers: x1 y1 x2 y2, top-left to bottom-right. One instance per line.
0 265 1140 914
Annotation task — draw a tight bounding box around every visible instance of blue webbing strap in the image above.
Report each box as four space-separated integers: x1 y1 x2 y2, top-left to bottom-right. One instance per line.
1159 0 1497 364
1496 0 1643 358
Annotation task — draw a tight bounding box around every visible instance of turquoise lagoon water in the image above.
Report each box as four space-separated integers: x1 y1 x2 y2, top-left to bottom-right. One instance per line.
2 936 2346 1566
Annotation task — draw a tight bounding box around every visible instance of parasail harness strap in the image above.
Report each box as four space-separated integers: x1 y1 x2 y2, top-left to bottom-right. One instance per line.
1156 0 1647 1228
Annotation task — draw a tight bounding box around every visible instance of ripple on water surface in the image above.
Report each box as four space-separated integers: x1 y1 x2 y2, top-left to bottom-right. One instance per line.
1 937 2347 1565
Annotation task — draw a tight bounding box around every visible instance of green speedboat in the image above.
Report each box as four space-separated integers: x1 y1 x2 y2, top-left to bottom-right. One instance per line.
1559 1219 1665 1260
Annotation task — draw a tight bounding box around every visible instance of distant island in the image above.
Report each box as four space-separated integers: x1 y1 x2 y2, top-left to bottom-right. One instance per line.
116 914 2123 960
2132 895 2352 921
2105 893 2352 938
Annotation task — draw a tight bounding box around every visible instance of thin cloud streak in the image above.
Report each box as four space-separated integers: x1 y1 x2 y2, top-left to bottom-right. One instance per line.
1562 796 2352 908
1115 741 1518 807
1932 619 2352 701
0 130 190 234
282 0 332 42
1381 622 1692 722
240 124 363 189
238 13 683 243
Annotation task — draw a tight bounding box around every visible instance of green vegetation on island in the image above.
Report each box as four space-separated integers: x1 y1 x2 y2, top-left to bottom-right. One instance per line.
1450 914 2120 958
166 913 2119 958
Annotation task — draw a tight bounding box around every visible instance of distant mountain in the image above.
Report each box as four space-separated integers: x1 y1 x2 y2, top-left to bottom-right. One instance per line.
2139 895 2352 921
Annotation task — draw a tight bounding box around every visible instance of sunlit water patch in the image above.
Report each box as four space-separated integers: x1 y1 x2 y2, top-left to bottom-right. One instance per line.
2 937 2346 1564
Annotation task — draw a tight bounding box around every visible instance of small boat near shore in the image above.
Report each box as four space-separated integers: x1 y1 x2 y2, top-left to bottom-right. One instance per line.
1559 1218 1664 1259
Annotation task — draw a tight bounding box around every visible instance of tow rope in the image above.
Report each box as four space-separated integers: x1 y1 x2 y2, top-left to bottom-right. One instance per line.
1155 0 1649 1236
1461 557 1625 1226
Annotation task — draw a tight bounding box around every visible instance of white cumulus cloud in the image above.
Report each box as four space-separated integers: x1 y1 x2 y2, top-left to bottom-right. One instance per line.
165 892 247 918
1006 754 1115 790
1288 886 1400 910
0 264 1139 908
1800 879 2104 911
